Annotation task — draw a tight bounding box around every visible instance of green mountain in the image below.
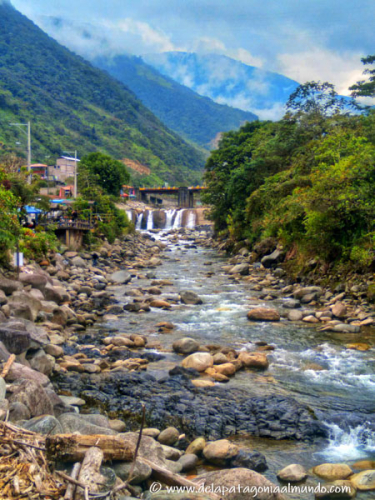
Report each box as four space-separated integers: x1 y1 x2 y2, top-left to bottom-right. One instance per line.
0 2 205 185
93 55 258 150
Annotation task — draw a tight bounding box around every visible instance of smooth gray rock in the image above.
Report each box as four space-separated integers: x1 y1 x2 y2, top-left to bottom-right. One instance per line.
229 263 250 276
110 271 132 284
0 377 6 400
158 427 180 446
9 380 54 417
180 291 203 305
58 413 116 435
22 415 63 435
173 337 200 355
113 459 152 485
178 453 199 471
0 277 22 295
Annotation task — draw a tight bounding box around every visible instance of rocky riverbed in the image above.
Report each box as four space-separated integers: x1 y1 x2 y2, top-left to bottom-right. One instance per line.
0 228 374 499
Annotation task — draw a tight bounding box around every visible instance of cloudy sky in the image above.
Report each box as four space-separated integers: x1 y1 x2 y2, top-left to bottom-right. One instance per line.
11 0 374 95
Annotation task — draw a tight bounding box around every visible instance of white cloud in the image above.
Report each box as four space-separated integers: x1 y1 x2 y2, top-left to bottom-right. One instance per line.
277 47 365 95
191 37 263 68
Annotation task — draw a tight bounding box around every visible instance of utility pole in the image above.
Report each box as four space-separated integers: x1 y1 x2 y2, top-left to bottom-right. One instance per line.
74 150 77 198
10 121 32 184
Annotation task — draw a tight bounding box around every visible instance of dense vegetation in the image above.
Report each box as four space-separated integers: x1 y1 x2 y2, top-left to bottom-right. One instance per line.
0 3 205 186
80 152 130 197
94 55 257 150
203 75 375 270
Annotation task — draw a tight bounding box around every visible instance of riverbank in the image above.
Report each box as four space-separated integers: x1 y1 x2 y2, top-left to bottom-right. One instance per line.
0 228 374 499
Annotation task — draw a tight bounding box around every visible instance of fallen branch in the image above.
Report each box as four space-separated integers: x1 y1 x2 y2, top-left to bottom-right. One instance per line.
0 354 16 378
64 462 81 500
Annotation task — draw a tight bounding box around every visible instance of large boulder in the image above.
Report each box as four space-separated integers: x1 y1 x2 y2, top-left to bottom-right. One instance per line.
0 277 22 295
110 271 132 284
19 273 49 291
203 439 239 466
29 349 55 376
112 459 152 485
313 463 353 481
230 449 267 472
247 308 280 322
238 352 269 370
194 468 285 500
180 291 203 305
8 379 54 417
58 413 117 435
182 353 214 372
5 363 50 386
44 284 69 304
293 286 323 301
71 256 87 268
8 291 42 321
119 432 167 467
253 238 277 259
261 249 283 269
229 263 250 276
350 469 375 491
173 338 200 355
277 464 307 482
331 302 348 319
22 415 63 435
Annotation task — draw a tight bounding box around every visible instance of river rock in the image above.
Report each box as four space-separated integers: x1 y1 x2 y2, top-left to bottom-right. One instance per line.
247 308 280 321
19 272 49 291
315 480 357 499
9 380 54 417
261 249 282 269
180 291 203 305
313 463 353 481
186 437 206 456
8 401 31 421
332 324 360 333
157 427 180 446
113 459 152 485
173 337 200 355
22 415 63 435
229 263 250 275
119 432 168 467
6 363 50 386
332 302 348 319
350 469 375 490
29 349 55 376
288 310 303 321
192 379 215 388
150 299 171 309
194 468 285 500
213 352 229 364
277 464 307 482
178 453 199 471
58 413 117 435
182 353 214 372
215 362 236 377
45 344 64 357
44 284 68 304
71 256 87 268
110 271 132 284
230 449 267 472
238 352 269 370
293 286 323 300
0 277 22 295
203 439 239 466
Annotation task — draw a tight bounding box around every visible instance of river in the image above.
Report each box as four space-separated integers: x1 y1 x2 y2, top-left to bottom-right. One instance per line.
70 228 375 497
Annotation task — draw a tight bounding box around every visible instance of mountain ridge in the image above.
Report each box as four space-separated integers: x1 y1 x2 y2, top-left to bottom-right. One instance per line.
0 3 205 185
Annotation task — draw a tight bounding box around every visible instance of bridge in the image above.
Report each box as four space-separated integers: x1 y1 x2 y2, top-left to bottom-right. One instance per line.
136 186 207 208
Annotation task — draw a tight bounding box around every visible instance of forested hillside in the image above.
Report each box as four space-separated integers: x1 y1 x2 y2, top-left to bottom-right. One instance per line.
0 3 205 185
94 54 257 150
203 79 375 270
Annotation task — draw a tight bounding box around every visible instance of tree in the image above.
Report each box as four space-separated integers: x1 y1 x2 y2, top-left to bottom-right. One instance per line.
80 152 130 196
350 55 375 97
286 81 347 116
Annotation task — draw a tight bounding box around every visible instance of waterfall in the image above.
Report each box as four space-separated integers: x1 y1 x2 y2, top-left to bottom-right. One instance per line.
146 210 154 230
186 210 196 229
319 422 375 461
165 209 176 230
135 213 143 230
173 209 185 229
126 210 132 222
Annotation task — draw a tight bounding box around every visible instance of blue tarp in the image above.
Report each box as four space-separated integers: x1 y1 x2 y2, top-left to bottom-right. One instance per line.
24 206 43 214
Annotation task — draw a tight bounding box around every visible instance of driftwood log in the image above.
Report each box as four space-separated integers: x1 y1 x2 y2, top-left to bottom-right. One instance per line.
46 434 135 462
76 447 104 500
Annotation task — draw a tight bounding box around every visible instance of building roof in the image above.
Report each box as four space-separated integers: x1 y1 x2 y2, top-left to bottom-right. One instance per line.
30 164 48 168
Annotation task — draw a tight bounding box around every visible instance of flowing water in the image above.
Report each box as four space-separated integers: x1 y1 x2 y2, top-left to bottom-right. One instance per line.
99 230 375 495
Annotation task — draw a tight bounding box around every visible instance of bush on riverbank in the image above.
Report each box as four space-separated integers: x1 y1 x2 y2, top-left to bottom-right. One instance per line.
203 78 375 270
